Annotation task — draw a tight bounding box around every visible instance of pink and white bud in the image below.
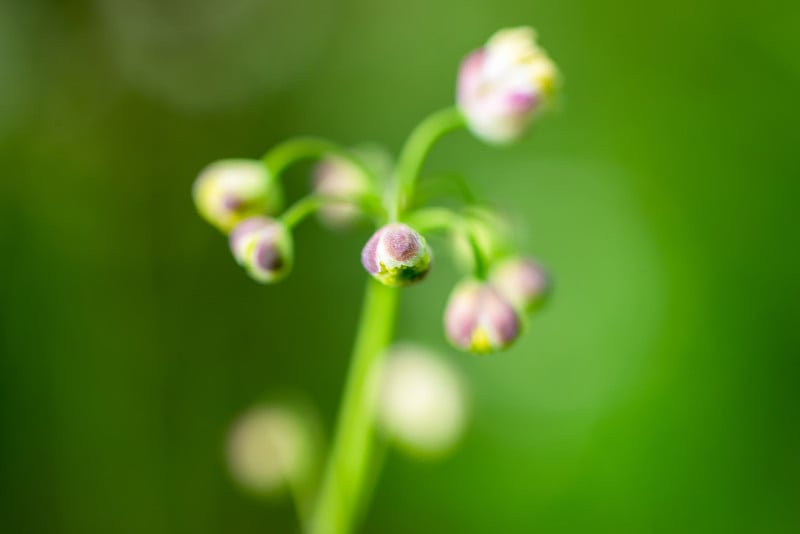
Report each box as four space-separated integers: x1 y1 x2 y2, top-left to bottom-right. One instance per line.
193 159 283 233
361 223 431 287
229 216 293 283
311 156 372 229
457 27 559 144
444 279 521 354
491 257 551 312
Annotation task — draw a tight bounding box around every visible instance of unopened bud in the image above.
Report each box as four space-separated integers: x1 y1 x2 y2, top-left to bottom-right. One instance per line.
226 403 317 496
457 27 559 144
491 257 550 312
193 159 283 233
444 279 521 353
374 344 467 456
229 216 293 283
361 223 431 287
312 156 372 229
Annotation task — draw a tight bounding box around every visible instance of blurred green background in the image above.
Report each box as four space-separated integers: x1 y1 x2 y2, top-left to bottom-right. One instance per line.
1 0 799 532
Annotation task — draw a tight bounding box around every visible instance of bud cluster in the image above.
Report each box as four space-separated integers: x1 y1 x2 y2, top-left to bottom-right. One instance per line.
194 25 562 522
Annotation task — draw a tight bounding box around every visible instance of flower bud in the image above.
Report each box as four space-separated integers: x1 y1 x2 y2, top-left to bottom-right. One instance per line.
373 344 467 456
490 257 551 312
229 216 293 283
193 159 283 233
361 223 431 287
444 279 521 353
227 402 317 496
311 156 372 229
457 27 559 144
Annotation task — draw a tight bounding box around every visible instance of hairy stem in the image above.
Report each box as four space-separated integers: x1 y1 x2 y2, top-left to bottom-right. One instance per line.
309 279 399 534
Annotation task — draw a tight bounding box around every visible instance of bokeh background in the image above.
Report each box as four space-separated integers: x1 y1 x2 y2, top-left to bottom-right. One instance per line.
1 0 799 532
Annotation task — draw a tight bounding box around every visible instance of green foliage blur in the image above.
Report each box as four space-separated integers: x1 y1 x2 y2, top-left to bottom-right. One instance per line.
1 0 798 532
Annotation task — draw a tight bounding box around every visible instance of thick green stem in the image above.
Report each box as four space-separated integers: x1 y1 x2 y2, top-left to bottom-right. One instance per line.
300 108 464 534
309 279 399 534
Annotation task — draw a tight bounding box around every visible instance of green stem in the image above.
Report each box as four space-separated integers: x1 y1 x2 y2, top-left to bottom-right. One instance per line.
280 195 385 229
393 107 466 219
404 207 489 279
263 137 375 182
309 279 399 534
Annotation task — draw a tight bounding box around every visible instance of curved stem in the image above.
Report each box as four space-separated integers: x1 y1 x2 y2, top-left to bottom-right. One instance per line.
280 195 385 229
392 107 466 219
309 280 399 534
263 137 376 183
404 207 489 279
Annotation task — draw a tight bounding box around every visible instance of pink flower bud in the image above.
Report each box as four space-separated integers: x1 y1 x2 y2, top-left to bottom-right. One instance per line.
444 280 521 353
490 257 550 312
229 216 293 283
361 223 431 287
457 27 559 144
193 159 283 233
311 156 372 229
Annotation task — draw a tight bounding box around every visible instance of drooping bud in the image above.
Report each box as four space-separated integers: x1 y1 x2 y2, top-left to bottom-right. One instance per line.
444 279 521 353
193 159 283 233
490 257 551 312
226 402 318 496
229 216 293 283
311 156 372 229
373 344 467 456
361 223 431 287
457 27 559 144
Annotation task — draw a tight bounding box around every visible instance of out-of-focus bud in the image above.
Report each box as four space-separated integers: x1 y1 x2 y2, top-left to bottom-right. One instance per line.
311 156 372 229
444 279 521 354
227 402 317 496
490 257 551 312
361 223 431 287
457 27 559 144
193 159 283 233
373 344 467 456
229 216 293 283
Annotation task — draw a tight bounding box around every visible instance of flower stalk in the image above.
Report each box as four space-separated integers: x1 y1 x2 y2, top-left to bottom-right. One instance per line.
193 25 561 534
309 279 399 534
